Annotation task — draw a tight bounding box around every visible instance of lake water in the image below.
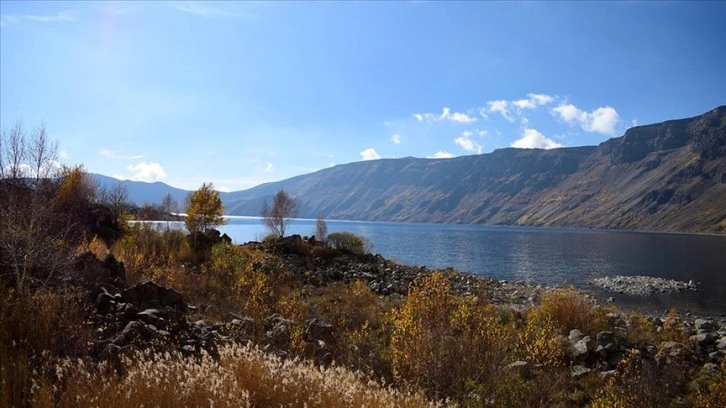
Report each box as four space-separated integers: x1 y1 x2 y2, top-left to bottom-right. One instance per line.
218 217 726 316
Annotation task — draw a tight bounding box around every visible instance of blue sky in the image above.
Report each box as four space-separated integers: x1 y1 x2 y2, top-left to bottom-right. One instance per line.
2 1 725 192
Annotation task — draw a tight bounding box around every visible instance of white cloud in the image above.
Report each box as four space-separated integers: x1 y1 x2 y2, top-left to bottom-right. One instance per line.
449 111 477 123
59 150 69 159
454 130 483 154
412 107 477 124
264 162 274 172
98 148 144 160
588 107 620 135
2 11 76 25
511 128 563 150
551 103 619 135
427 151 454 159
512 93 555 110
486 100 514 122
477 129 488 137
478 108 489 120
360 148 381 161
121 162 167 182
175 2 235 17
391 134 401 144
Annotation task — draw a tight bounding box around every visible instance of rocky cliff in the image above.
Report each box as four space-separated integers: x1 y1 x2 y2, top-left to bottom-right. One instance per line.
225 106 726 233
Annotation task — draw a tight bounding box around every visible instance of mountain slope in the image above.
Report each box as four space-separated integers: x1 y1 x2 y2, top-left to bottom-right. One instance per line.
92 174 190 206
224 106 726 233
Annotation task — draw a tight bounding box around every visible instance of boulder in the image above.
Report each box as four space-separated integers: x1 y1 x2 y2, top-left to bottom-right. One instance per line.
695 318 716 332
569 329 585 343
303 318 335 346
571 365 592 379
571 339 590 363
690 333 717 347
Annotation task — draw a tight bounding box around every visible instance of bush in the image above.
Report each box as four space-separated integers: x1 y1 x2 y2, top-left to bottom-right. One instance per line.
113 223 192 281
528 288 605 335
388 272 510 400
327 232 371 255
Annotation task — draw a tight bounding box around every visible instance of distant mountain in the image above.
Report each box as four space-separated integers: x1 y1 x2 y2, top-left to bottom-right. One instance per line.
92 174 189 206
222 106 726 234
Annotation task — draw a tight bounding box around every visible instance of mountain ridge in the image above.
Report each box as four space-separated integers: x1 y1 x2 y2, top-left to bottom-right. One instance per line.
100 105 726 233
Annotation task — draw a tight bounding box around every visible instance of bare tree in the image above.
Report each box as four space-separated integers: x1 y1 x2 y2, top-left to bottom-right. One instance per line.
28 122 58 180
100 181 130 222
261 189 298 238
315 214 328 243
160 193 179 219
2 121 27 179
0 121 71 290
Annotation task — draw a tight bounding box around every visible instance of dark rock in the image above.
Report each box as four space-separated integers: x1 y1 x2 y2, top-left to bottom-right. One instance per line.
569 329 585 343
596 331 616 349
571 365 592 379
303 318 335 346
137 309 161 326
695 318 716 332
690 333 717 347
97 291 115 314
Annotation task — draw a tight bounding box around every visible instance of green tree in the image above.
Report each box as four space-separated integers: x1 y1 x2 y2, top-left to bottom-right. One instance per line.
185 182 226 235
261 189 298 238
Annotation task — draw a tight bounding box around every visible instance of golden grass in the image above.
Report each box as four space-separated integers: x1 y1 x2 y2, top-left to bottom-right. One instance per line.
29 345 439 408
1 288 90 408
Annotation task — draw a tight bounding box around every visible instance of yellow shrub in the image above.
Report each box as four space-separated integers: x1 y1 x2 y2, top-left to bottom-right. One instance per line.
531 288 599 335
590 349 644 408
389 272 508 400
694 360 726 408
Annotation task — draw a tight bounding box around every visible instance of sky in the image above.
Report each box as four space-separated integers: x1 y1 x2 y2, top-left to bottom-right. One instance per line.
1 1 725 192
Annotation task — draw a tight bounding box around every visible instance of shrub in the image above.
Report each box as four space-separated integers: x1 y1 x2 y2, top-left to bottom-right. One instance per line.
528 287 601 335
327 232 371 254
694 359 726 407
113 223 192 281
388 272 509 400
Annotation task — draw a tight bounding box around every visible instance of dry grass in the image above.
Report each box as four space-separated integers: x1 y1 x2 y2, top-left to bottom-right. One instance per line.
0 288 90 408
29 345 439 408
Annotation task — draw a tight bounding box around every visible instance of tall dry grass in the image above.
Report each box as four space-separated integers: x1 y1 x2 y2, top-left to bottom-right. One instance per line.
29 345 439 408
0 288 90 408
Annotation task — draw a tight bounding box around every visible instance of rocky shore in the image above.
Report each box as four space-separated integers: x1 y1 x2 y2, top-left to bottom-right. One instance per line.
591 275 698 296
71 235 725 381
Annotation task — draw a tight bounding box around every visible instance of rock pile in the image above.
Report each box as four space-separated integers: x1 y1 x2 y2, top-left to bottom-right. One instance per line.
561 315 726 380
89 278 219 360
248 235 547 307
591 275 697 296
80 250 340 367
